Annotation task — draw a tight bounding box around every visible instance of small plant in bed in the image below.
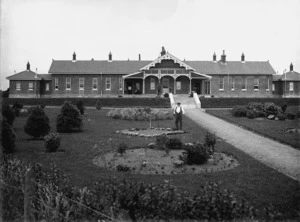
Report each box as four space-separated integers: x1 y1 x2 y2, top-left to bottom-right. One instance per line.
44 132 61 152
184 143 212 165
117 142 127 155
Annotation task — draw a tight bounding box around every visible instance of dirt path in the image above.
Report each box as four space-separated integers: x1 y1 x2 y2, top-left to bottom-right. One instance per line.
184 108 300 182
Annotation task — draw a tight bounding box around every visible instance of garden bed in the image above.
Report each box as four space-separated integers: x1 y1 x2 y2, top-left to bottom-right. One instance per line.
93 148 239 175
116 128 185 137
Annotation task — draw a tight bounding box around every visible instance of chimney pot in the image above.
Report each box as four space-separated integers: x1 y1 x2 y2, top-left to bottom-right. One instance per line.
139 54 141 61
26 61 30 71
72 52 76 62
213 52 216 62
161 46 166 56
221 50 226 64
290 63 293 72
241 53 245 62
108 52 112 61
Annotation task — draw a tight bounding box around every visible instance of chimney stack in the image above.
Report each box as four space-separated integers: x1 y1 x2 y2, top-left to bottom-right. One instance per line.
26 61 30 71
221 50 226 64
241 53 245 63
108 52 112 61
161 46 166 56
213 52 217 62
72 52 76 62
35 68 38 78
290 63 293 72
139 54 141 61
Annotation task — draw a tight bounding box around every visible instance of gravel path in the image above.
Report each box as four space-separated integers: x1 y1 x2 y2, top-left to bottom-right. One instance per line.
184 108 300 182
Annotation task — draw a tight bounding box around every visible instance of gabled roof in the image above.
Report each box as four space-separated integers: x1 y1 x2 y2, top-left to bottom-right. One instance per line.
184 61 276 75
6 70 52 81
49 60 151 74
278 71 300 81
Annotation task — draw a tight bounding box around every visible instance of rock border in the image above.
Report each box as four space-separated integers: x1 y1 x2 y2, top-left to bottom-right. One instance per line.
116 127 185 137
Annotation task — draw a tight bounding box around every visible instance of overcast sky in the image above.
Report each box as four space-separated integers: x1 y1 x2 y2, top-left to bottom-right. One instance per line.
1 0 300 90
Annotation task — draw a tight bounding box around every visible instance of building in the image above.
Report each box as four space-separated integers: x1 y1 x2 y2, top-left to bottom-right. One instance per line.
7 47 278 98
272 63 300 98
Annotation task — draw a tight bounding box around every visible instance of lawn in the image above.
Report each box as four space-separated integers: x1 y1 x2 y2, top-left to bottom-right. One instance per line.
206 106 300 150
12 107 300 219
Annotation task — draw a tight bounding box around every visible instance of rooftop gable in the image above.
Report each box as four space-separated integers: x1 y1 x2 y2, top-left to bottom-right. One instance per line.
6 70 42 80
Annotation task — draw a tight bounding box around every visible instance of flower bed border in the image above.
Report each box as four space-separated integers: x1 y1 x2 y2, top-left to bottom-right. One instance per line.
116 127 185 137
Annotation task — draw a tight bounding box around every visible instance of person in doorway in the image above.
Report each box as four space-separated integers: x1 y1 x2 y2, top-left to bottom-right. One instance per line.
157 83 162 96
174 102 185 131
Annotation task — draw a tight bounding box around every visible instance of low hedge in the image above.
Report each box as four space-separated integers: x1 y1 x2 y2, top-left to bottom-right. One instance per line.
3 97 170 108
200 98 300 108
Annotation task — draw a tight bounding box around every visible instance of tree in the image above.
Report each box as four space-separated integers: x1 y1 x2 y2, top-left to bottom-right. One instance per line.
56 101 83 133
2 103 15 125
76 100 85 115
24 106 50 138
1 118 16 154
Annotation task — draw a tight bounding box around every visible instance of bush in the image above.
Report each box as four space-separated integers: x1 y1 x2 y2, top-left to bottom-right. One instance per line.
76 100 85 115
166 138 182 150
2 103 15 125
1 118 16 154
296 111 300 118
95 100 102 110
263 103 280 116
40 104 46 109
231 105 247 117
184 143 212 165
155 134 169 150
255 111 266 118
117 142 127 155
286 112 296 120
44 132 61 152
276 112 286 121
24 106 50 138
281 104 288 113
56 101 83 133
116 164 131 172
247 102 264 113
204 132 216 151
163 93 169 98
12 102 23 116
246 110 256 119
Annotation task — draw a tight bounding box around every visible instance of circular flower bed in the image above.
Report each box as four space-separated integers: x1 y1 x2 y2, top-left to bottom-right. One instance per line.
93 148 239 175
116 128 185 137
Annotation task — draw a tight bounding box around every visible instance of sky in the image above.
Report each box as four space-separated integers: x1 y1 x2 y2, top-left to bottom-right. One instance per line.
1 0 300 90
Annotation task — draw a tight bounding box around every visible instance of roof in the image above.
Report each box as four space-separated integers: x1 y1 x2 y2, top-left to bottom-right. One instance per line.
278 71 300 81
6 70 52 81
48 59 275 75
272 75 282 81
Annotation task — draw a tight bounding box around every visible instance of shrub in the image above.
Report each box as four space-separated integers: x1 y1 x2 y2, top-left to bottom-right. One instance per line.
204 132 216 152
231 105 247 117
117 142 127 155
281 104 288 113
276 112 286 121
95 100 102 110
40 104 46 109
1 118 16 154
116 164 130 172
286 112 296 120
2 103 15 125
24 106 50 138
255 111 266 118
246 110 256 119
247 102 264 113
263 103 280 116
163 93 169 98
155 134 169 150
296 111 300 118
76 100 85 115
56 101 83 133
12 102 23 116
44 132 61 152
166 138 182 150
184 143 212 165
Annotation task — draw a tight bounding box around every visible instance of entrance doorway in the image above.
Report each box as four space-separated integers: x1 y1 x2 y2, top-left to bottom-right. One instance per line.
161 77 169 94
192 79 202 94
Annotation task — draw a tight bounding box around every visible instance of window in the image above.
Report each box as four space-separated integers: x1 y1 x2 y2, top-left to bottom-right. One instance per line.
150 78 155 90
105 77 111 90
92 78 98 90
79 78 84 90
289 82 294 91
16 82 21 90
266 78 270 91
28 82 33 90
254 78 259 91
219 77 224 90
119 78 123 90
176 70 183 74
176 81 181 90
161 70 168 74
55 78 58 90
151 70 158 74
66 77 71 90
272 83 275 91
205 81 211 95
230 77 235 91
167 70 174 74
242 77 247 90
46 83 50 91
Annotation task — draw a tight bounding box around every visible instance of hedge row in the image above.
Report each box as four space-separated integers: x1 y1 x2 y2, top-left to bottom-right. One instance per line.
3 97 170 108
200 98 300 108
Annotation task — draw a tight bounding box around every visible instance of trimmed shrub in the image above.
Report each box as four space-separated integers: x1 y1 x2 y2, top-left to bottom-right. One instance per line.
204 132 216 152
24 106 50 138
117 142 127 155
246 110 256 119
95 100 102 110
12 102 23 116
263 102 280 116
184 143 212 165
163 93 169 98
1 118 16 154
286 112 296 120
255 111 266 118
44 132 61 152
56 101 83 133
76 100 85 115
2 103 15 125
247 102 264 113
116 164 130 172
281 104 288 113
276 112 286 121
231 105 247 117
166 138 182 150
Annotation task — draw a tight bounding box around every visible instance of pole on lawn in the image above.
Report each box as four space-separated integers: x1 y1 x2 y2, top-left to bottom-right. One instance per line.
24 168 33 222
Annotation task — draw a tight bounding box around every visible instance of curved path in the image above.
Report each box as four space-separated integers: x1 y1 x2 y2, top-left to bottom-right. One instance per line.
184 108 300 182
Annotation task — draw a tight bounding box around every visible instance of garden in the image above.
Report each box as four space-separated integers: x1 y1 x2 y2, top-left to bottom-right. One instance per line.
1 101 300 221
206 102 300 149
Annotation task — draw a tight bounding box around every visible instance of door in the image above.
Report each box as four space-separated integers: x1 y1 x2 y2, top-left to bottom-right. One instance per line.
162 77 169 93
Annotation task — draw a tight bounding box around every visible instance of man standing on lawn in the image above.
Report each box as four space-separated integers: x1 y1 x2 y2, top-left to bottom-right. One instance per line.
174 102 185 131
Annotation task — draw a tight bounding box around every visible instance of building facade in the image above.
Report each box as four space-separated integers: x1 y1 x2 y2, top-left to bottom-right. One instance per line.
7 47 285 98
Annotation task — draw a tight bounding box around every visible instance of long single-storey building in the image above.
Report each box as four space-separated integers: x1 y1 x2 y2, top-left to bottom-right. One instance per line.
7 47 298 98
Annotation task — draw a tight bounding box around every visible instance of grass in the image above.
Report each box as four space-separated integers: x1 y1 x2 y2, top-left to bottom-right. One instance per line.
206 106 300 150
11 107 300 219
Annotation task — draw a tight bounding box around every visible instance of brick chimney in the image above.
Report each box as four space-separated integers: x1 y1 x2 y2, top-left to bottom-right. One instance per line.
161 46 166 56
221 50 226 64
241 53 245 63
108 52 112 62
139 54 141 61
290 63 293 72
72 52 76 62
35 68 38 78
26 61 30 71
213 52 217 62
